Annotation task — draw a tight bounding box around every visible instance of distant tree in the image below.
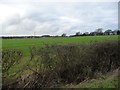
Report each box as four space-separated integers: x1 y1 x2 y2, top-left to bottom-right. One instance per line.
89 32 95 36
54 35 59 37
61 33 66 37
95 28 103 35
84 32 89 35
82 32 89 36
112 30 119 35
75 32 81 36
117 30 120 35
41 35 50 38
95 28 103 33
104 29 112 35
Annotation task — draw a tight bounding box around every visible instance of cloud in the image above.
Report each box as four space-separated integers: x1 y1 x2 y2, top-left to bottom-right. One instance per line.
0 1 118 36
0 0 119 3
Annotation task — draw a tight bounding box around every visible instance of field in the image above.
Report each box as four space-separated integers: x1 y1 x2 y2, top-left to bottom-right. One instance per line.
2 35 120 88
2 35 118 56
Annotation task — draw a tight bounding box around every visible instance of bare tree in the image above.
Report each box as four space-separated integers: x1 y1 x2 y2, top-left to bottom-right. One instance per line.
75 32 81 36
61 33 66 37
95 28 103 35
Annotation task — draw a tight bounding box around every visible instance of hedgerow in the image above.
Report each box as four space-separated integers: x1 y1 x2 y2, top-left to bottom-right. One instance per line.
2 40 120 88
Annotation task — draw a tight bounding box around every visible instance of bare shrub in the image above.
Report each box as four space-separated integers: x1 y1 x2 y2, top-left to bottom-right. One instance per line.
3 40 120 88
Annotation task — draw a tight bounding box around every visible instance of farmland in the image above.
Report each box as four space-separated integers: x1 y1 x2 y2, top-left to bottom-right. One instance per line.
2 35 120 88
2 35 118 56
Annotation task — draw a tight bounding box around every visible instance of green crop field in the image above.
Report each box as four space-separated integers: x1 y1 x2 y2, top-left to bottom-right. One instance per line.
2 35 119 56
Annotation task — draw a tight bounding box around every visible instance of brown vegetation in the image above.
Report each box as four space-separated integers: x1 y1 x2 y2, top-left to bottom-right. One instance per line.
2 40 120 88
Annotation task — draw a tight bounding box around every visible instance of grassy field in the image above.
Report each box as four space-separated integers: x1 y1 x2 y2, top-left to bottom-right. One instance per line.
2 35 119 88
2 35 119 56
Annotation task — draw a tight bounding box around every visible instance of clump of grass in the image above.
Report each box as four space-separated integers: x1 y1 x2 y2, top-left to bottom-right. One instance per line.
71 71 119 88
2 49 23 84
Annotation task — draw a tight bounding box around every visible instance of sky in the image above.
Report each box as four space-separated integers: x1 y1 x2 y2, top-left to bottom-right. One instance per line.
0 0 119 36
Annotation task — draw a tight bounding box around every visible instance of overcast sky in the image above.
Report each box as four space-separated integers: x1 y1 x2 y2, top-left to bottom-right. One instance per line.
0 0 119 36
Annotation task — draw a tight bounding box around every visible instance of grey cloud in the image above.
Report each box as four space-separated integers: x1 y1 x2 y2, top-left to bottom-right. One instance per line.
1 2 118 36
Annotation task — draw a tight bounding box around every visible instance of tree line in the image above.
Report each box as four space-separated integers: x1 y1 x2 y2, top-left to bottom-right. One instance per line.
65 28 120 37
1 28 120 39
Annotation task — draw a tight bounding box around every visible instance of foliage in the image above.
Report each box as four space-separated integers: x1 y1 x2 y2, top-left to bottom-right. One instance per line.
6 40 119 88
2 49 23 78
